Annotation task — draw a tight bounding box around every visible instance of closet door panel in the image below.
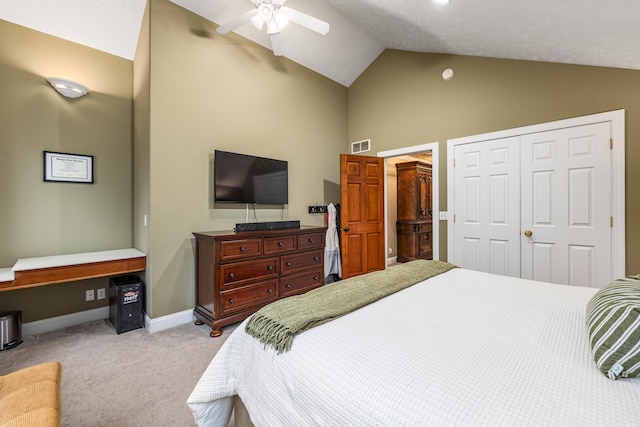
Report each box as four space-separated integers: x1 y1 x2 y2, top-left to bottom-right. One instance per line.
450 111 622 288
521 122 611 287
453 138 520 276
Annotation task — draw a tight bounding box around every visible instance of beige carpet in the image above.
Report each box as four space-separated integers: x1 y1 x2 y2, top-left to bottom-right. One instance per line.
0 319 235 426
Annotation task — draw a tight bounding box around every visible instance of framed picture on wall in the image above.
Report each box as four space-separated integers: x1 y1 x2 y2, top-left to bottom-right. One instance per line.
43 151 94 184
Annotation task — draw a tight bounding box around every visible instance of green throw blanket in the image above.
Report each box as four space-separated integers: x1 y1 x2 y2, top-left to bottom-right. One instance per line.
245 259 457 354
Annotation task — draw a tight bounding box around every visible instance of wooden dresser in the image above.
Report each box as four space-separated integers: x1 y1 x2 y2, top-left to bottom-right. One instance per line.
396 161 433 262
193 226 326 337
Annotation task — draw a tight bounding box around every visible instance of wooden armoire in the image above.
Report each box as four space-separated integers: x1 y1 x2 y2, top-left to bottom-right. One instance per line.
396 161 433 262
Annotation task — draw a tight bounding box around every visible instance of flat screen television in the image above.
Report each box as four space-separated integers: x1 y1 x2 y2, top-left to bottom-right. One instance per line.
214 150 288 204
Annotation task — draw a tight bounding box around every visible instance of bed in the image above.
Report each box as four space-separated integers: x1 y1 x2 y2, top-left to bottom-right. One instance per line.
187 262 640 427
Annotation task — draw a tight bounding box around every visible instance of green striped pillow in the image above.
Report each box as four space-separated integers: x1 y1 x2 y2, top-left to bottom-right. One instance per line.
586 276 640 380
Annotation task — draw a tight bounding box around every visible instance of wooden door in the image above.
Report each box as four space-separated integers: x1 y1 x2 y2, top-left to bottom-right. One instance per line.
340 154 385 279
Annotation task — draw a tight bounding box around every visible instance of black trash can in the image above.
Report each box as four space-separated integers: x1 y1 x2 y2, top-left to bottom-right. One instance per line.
109 275 144 334
0 311 23 351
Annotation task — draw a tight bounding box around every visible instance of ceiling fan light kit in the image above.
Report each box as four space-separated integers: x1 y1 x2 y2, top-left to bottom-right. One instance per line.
250 2 289 34
217 0 330 55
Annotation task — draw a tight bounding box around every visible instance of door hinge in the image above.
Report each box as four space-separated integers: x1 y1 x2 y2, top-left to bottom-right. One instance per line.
610 138 613 150
453 158 456 167
610 216 613 228
453 214 456 223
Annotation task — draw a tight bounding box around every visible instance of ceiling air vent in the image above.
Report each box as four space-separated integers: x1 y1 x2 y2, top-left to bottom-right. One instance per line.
351 139 371 154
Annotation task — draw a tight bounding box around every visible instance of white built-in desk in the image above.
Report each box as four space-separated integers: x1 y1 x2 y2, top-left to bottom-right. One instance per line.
0 249 146 292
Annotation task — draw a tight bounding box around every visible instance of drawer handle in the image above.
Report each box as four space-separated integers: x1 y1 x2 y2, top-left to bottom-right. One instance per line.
229 299 235 304
278 242 284 247
314 276 319 281
268 265 274 271
229 273 235 279
286 284 292 289
308 238 314 243
240 246 246 252
268 289 273 294
286 262 292 267
313 257 319 261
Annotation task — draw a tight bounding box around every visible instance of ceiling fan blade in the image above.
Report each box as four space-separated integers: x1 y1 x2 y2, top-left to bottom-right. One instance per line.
280 6 329 35
216 9 258 35
270 33 284 56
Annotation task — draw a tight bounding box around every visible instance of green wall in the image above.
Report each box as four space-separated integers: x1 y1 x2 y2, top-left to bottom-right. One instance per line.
0 19 133 321
141 0 347 318
347 50 640 272
133 2 151 312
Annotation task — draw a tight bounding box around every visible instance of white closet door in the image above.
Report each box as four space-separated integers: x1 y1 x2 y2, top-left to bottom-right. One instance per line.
520 122 611 287
453 137 521 277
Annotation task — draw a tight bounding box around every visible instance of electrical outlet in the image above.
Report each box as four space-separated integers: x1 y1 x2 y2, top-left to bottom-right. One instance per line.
97 288 106 300
439 211 448 220
85 289 95 301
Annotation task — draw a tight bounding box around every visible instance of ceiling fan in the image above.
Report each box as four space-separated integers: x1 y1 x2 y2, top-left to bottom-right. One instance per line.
216 0 330 56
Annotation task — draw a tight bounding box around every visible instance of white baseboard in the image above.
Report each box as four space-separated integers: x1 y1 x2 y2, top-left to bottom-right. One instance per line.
23 307 109 337
387 256 398 266
22 307 195 337
145 309 194 334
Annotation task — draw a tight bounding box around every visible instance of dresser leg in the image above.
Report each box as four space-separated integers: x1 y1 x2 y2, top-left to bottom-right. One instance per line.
210 328 222 337
194 320 204 325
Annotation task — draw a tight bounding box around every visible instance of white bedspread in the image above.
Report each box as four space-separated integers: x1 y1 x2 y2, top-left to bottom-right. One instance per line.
187 268 640 426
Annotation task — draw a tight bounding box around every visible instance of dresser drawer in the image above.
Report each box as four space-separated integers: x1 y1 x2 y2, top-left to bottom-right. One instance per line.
418 246 433 258
418 232 432 258
220 239 262 261
220 258 278 288
396 221 432 234
279 269 323 298
281 250 322 275
418 232 432 245
415 222 432 233
219 280 278 315
264 235 296 254
297 233 324 250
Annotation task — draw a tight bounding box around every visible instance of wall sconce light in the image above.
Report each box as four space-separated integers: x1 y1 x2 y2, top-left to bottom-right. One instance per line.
47 77 90 99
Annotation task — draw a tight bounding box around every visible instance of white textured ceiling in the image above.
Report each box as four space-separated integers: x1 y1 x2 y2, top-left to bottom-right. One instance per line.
0 0 147 60
168 0 383 86
1 0 639 87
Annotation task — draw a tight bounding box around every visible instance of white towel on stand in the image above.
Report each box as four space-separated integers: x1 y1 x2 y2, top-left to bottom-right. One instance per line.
324 203 342 278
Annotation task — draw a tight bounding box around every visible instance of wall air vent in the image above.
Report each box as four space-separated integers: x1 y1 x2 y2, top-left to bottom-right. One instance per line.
351 139 371 154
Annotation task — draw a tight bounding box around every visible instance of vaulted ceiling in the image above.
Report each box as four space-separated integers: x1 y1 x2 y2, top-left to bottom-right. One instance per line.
1 0 639 87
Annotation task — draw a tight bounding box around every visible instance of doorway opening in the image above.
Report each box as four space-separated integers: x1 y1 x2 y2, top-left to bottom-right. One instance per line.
378 142 440 266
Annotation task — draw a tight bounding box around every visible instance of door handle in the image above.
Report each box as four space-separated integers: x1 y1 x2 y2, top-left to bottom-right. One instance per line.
524 230 533 237
343 227 349 232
